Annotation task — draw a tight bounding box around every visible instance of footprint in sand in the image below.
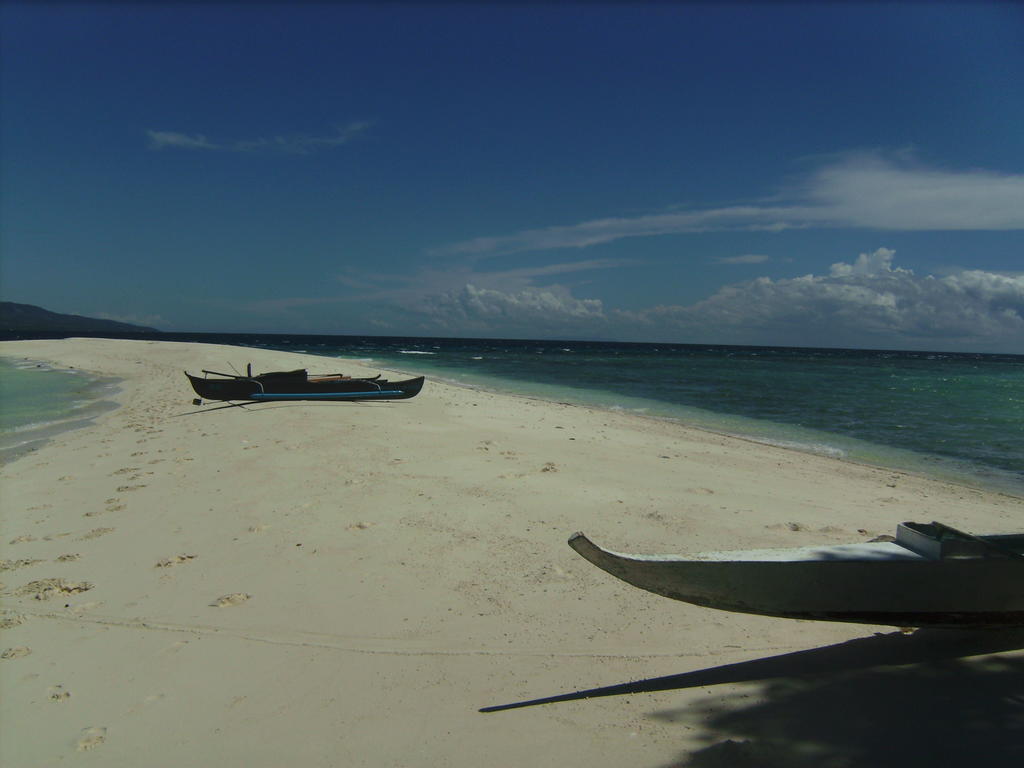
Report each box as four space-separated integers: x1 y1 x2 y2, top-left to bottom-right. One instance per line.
77 527 114 541
1 646 32 660
161 640 190 655
0 558 44 571
210 593 250 608
87 503 124 517
116 484 146 493
0 613 27 629
56 553 81 562
155 554 197 568
16 578 94 600
48 684 71 702
76 726 107 751
8 535 37 545
68 601 103 615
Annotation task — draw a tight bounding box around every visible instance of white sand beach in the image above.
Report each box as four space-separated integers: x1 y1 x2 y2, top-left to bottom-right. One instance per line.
2 338 1022 767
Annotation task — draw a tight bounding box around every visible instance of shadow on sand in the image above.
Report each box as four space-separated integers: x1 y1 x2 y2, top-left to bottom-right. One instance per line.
173 400 408 416
482 627 1024 767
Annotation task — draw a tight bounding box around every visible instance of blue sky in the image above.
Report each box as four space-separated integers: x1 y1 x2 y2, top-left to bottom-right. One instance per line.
1 2 1022 352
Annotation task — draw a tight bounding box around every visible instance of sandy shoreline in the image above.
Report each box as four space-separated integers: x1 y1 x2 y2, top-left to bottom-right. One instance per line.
2 338 1022 767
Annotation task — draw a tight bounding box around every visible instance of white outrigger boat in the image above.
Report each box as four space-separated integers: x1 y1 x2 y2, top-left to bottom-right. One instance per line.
569 521 1024 628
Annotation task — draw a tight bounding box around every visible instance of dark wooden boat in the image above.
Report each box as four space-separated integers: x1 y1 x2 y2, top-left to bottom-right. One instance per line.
569 521 1024 628
185 367 424 402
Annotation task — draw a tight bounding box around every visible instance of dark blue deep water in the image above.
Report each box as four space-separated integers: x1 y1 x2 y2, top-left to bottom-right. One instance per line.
4 332 1023 495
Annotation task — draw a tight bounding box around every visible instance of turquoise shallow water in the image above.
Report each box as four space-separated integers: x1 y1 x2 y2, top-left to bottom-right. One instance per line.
0 358 119 461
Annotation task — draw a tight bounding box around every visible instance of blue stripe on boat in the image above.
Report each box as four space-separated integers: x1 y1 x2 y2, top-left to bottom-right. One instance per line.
249 391 404 399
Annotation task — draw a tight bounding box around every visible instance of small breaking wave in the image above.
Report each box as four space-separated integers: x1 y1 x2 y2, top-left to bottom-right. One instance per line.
753 438 848 460
8 417 79 434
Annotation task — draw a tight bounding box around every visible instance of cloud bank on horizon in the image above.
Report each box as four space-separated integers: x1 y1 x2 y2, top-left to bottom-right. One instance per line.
74 138 1024 352
278 152 1018 352
405 249 1023 351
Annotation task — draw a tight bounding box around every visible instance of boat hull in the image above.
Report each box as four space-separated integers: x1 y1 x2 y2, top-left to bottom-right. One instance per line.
185 372 424 402
569 533 1024 627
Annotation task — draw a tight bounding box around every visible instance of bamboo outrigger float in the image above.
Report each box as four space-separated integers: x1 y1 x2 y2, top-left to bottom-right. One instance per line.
569 521 1024 627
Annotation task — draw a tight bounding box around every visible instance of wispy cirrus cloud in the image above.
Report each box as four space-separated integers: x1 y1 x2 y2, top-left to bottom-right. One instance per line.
436 152 1024 257
146 121 370 154
715 254 770 265
436 204 803 257
147 131 218 150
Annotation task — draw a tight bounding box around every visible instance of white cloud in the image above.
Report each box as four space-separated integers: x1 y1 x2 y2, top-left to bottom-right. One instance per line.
243 262 621 333
625 249 1024 349
146 122 370 154
437 152 1024 257
437 205 790 257
234 122 371 154
828 247 905 277
803 152 1024 230
415 284 606 336
404 250 1023 352
716 254 770 265
147 131 218 150
314 258 637 310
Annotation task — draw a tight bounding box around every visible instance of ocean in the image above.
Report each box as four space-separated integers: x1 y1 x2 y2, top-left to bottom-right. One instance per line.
2 332 1022 495
0 357 120 463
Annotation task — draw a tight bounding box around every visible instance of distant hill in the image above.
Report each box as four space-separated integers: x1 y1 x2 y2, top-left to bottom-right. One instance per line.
0 302 160 333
